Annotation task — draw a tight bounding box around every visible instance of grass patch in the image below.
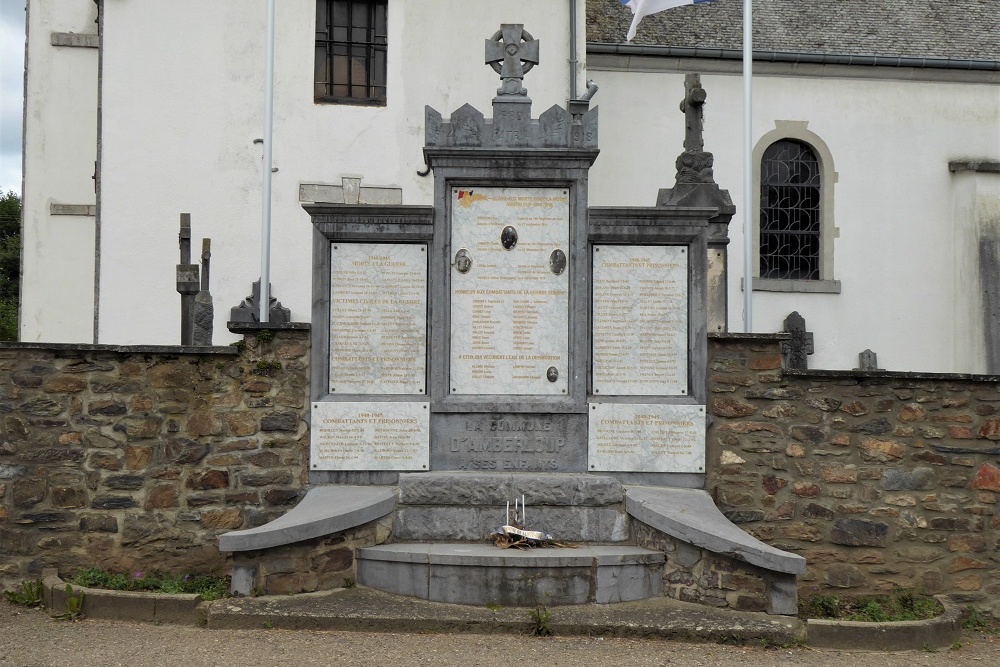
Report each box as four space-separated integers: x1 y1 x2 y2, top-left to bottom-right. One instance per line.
800 588 943 622
962 606 999 634
73 568 229 601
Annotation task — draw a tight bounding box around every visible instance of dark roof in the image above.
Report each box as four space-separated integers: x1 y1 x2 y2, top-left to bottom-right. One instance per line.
587 0 1000 62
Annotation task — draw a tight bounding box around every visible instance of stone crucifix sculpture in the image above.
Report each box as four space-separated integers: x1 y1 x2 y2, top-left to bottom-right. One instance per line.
680 73 707 152
485 24 539 97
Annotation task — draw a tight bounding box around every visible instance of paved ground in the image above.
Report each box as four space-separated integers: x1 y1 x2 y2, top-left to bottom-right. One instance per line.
2 600 998 667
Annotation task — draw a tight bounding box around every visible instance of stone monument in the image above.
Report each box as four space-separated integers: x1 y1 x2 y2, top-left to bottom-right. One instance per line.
225 25 804 613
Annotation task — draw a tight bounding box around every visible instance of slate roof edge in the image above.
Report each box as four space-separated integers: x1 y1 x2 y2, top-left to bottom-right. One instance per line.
587 43 1000 71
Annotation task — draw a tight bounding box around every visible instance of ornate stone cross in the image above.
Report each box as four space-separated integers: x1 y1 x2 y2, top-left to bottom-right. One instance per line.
485 24 539 97
680 73 707 152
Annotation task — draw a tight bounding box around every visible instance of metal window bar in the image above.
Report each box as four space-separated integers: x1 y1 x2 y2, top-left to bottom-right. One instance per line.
759 139 821 280
315 0 387 104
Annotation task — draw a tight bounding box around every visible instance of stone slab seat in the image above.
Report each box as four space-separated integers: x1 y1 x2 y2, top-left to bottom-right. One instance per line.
625 485 805 615
357 543 665 606
218 485 395 552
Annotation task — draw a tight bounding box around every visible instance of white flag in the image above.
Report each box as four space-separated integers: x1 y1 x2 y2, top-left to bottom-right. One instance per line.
621 0 717 42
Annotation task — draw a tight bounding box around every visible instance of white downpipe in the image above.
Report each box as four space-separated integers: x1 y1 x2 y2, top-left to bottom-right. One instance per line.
260 0 276 323
742 0 753 332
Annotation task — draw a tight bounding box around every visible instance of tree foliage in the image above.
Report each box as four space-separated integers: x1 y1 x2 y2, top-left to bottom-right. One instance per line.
0 190 20 340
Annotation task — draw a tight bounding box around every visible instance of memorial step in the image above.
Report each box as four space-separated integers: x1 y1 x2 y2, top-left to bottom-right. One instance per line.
357 543 665 606
394 472 628 542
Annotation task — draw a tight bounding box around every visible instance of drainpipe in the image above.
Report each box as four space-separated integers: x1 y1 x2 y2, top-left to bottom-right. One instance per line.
569 0 577 99
259 0 275 323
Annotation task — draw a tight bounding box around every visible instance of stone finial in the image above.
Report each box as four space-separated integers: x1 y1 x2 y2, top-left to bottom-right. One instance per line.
229 280 290 324
779 311 814 370
855 349 882 371
485 25 538 98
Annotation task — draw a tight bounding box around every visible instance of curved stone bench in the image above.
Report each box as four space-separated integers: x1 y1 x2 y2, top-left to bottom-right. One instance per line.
625 486 806 614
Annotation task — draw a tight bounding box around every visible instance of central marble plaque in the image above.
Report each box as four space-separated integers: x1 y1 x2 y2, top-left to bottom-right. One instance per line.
311 401 429 471
450 187 569 395
592 245 688 396
330 243 427 395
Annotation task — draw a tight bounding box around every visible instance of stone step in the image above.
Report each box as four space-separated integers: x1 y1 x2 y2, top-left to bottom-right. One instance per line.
394 504 628 542
357 543 664 606
397 472 624 507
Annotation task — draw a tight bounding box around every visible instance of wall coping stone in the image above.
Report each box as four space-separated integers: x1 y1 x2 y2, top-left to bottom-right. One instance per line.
227 322 311 334
708 332 790 341
0 342 238 355
785 368 1000 383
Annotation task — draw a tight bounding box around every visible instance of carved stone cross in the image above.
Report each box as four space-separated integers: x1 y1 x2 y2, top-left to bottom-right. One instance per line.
485 24 539 97
780 311 814 370
680 73 707 152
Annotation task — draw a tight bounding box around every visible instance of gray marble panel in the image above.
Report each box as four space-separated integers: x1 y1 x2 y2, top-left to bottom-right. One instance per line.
588 402 706 473
310 401 429 471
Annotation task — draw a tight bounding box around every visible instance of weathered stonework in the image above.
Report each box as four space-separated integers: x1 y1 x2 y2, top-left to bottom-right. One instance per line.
708 334 1000 605
0 329 313 585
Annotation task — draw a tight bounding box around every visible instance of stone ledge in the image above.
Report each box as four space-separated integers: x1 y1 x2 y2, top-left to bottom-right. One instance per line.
806 596 962 650
227 322 311 334
42 571 208 626
625 486 806 576
218 485 395 552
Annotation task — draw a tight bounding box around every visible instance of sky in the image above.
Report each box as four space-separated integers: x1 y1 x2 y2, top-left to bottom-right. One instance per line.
1 1 25 195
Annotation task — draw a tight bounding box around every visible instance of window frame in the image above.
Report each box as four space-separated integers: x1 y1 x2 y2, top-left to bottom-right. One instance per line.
752 121 840 294
314 0 388 107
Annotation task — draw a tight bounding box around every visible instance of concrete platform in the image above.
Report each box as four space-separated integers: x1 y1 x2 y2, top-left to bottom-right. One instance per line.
358 543 664 606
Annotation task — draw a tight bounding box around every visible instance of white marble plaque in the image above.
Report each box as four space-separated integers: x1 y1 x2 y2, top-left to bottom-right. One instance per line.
450 187 569 395
311 401 429 471
592 245 688 396
330 243 427 394
588 403 705 473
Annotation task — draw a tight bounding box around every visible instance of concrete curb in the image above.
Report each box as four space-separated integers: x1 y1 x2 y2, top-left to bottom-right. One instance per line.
806 595 962 651
42 570 209 626
205 585 806 645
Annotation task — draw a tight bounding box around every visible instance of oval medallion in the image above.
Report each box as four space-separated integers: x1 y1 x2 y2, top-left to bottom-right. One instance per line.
454 248 473 274
500 226 518 250
549 248 567 275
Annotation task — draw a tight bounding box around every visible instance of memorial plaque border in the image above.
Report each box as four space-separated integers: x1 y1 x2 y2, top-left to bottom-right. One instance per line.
425 149 599 415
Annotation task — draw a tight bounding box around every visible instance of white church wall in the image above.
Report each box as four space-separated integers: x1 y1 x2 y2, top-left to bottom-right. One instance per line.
587 65 1000 372
96 0 583 346
20 0 98 342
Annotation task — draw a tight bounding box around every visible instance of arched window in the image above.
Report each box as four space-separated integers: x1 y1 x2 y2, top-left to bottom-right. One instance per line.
752 121 839 294
759 139 821 280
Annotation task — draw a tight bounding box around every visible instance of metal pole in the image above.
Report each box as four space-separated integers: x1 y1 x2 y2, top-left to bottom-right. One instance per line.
569 0 578 100
260 0 276 323
742 0 753 332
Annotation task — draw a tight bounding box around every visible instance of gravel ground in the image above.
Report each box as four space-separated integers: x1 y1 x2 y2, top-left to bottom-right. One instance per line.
2 601 998 667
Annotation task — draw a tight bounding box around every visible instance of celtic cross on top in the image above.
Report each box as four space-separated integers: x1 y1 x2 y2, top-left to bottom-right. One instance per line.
485 24 539 97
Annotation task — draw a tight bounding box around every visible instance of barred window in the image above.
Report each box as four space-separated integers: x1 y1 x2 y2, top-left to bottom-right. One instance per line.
315 0 387 105
759 139 821 280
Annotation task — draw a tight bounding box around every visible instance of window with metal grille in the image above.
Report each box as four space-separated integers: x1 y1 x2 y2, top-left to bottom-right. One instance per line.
759 139 821 280
315 0 387 105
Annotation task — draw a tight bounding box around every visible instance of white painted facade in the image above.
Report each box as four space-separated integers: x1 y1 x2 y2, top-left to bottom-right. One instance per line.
20 1 1000 373
20 0 98 342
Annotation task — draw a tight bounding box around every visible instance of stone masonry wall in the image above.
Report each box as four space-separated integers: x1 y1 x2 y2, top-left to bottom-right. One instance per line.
0 328 314 587
707 334 1000 610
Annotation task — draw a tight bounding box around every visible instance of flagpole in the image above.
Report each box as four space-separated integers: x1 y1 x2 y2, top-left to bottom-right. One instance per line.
259 0 276 323
741 0 753 332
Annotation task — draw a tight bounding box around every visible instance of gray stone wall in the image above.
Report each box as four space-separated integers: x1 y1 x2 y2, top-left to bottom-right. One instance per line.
707 334 1000 606
0 330 312 586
